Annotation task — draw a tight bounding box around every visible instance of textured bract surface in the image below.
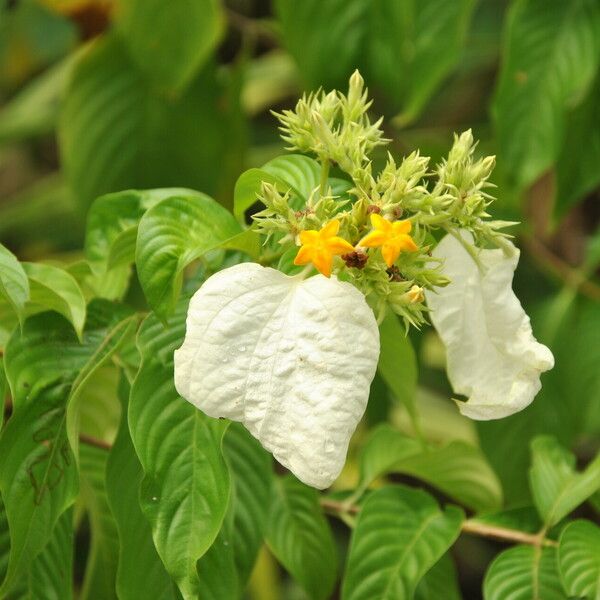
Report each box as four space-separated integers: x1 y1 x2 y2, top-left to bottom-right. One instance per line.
425 233 554 420
174 263 380 488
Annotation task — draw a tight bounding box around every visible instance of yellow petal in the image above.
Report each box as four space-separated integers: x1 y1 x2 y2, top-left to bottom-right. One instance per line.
382 243 400 267
397 235 418 253
299 230 319 245
327 236 355 255
321 219 341 238
392 220 412 235
359 230 388 247
293 246 313 266
370 213 391 232
312 251 333 277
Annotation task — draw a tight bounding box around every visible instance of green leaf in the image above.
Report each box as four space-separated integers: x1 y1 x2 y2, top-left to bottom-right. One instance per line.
129 303 230 599
60 34 243 209
233 154 321 221
529 436 600 527
342 485 464 600
558 519 600 599
493 0 600 189
79 443 118 600
106 377 177 600
115 0 224 91
135 193 241 319
0 304 133 595
377 313 419 432
0 243 29 327
555 74 600 217
274 0 368 89
368 0 476 123
22 262 86 340
265 474 337 600
483 545 566 600
223 422 273 587
415 553 462 600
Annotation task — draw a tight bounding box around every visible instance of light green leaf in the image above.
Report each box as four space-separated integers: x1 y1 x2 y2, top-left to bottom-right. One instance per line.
60 34 242 208
106 378 177 600
555 75 600 218
0 243 29 327
274 0 367 89
233 154 321 221
79 443 118 600
223 422 273 587
377 312 419 432
483 545 566 600
558 519 600 599
265 475 337 600
342 485 464 600
135 193 241 319
129 303 230 599
115 0 224 91
529 436 600 527
22 262 86 340
368 0 476 123
493 0 600 189
415 553 462 600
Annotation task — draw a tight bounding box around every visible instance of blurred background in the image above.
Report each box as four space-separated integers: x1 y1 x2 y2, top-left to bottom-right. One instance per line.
1 0 599 597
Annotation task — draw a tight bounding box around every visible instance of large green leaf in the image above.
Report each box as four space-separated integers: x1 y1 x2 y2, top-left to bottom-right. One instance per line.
377 313 419 433
483 545 566 600
368 0 476 123
60 34 243 209
115 0 224 91
493 0 600 189
79 443 119 600
106 378 177 600
558 520 600 599
415 553 462 600
0 304 133 595
274 0 368 89
223 422 273 588
265 475 338 600
135 192 241 319
342 485 464 600
555 75 600 218
0 243 29 327
128 303 230 599
22 262 86 340
529 436 600 527
233 154 321 221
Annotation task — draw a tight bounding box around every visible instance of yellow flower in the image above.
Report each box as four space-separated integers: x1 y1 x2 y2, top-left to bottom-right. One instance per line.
358 214 418 267
294 219 354 277
406 285 425 304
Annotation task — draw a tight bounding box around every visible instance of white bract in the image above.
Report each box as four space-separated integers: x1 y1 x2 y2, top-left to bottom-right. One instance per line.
425 232 554 420
174 263 380 489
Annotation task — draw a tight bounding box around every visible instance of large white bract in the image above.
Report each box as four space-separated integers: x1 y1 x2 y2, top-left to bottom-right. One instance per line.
425 232 554 420
174 263 380 489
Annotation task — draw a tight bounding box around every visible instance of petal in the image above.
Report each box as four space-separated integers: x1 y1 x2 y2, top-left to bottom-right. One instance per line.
293 246 313 266
321 219 341 238
312 251 333 277
425 232 554 420
174 263 380 488
359 230 388 247
392 220 412 234
370 213 390 232
299 230 319 245
381 243 399 267
327 236 355 256
396 235 418 253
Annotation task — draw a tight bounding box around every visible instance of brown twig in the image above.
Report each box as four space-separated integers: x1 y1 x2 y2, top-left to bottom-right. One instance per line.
79 433 112 452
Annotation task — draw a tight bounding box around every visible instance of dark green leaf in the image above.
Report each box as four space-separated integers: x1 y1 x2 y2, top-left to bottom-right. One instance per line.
415 553 462 600
342 485 464 600
0 243 29 327
266 474 337 600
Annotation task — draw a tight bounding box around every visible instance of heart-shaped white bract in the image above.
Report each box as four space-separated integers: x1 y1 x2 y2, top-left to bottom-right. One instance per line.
425 232 554 420
174 263 380 489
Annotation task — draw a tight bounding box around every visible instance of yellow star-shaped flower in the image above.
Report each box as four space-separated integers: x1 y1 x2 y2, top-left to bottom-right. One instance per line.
294 219 354 277
359 214 418 267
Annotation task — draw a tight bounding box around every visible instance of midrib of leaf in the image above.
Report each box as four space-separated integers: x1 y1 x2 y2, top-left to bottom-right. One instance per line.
382 511 440 600
532 545 542 600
